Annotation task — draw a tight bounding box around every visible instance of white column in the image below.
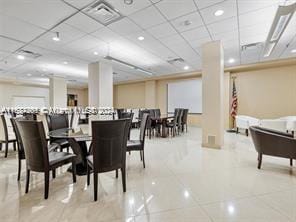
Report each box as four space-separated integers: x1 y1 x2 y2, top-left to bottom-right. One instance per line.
201 41 224 149
49 76 67 108
145 80 156 108
88 62 113 107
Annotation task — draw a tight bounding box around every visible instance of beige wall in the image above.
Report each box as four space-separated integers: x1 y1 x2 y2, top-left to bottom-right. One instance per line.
67 88 88 107
233 64 296 119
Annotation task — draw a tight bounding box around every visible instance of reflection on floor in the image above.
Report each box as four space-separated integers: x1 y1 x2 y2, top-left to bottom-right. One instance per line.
1 127 296 222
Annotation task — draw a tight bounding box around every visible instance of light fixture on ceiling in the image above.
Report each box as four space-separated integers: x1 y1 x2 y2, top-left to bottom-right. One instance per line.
291 49 296 53
138 36 145 41
183 65 190 70
93 51 99 55
104 56 153 75
263 3 296 57
26 73 32 77
124 0 133 5
63 61 68 65
228 58 235 63
52 32 60 41
214 10 224 17
17 54 25 60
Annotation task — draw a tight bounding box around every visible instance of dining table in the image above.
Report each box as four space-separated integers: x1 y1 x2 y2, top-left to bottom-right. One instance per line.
48 125 91 176
150 114 174 138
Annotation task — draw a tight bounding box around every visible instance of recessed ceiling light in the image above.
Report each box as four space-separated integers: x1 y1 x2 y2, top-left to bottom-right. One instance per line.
63 61 68 65
183 65 190 70
214 10 224 17
17 54 25 60
52 32 60 41
138 36 145 41
291 49 296 53
27 73 32 76
228 58 235 63
93 51 99 55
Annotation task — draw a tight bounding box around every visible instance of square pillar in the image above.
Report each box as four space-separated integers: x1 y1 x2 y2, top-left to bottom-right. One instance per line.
88 62 113 107
49 77 67 108
201 41 224 149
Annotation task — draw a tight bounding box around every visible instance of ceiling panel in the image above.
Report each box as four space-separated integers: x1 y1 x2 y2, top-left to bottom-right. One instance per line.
130 6 166 29
108 18 142 36
171 11 204 33
155 0 197 20
147 22 178 39
0 0 76 29
91 27 121 43
237 0 279 15
62 0 96 10
181 26 210 42
0 14 45 42
0 37 24 52
207 17 238 35
194 0 225 10
65 12 103 33
106 0 152 16
200 0 237 25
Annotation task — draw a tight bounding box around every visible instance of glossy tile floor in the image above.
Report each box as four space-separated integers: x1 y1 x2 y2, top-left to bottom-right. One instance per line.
1 127 296 222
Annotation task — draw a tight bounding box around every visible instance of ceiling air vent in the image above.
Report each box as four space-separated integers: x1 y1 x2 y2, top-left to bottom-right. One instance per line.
16 50 41 59
83 0 123 25
241 42 262 52
167 58 185 64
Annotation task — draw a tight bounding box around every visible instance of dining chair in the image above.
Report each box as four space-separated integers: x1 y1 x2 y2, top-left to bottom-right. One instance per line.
119 112 134 140
0 114 17 158
177 109 184 135
126 113 149 168
11 117 59 181
182 109 189 132
86 119 130 201
16 120 76 199
47 114 70 152
166 109 180 137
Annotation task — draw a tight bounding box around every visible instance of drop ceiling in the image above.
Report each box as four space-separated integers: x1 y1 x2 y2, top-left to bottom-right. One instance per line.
0 0 296 87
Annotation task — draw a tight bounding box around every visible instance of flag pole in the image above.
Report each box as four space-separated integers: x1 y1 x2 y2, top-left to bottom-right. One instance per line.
227 76 238 133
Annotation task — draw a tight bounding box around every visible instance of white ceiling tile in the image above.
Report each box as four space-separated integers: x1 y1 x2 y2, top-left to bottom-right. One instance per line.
130 6 166 29
159 34 186 47
108 18 142 36
189 37 212 49
0 50 10 61
212 30 238 42
194 0 225 10
62 0 94 9
147 22 178 39
91 27 121 43
200 0 237 25
171 11 204 32
238 0 279 15
65 12 103 33
106 0 152 16
155 0 197 20
239 5 277 28
0 37 24 52
207 17 238 35
0 0 76 29
0 14 45 42
181 26 210 41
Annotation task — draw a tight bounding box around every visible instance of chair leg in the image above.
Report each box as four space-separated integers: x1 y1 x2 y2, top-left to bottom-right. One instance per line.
13 142 16 151
140 151 143 161
93 173 98 201
246 129 249 137
121 167 126 192
86 164 90 186
0 143 2 151
17 159 22 181
25 169 30 193
72 159 76 183
142 150 145 168
115 169 118 178
236 127 239 134
52 169 56 179
257 153 262 169
290 159 293 167
4 143 8 158
44 171 49 199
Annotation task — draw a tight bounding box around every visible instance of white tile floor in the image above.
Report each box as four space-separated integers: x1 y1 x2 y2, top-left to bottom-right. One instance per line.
1 127 296 222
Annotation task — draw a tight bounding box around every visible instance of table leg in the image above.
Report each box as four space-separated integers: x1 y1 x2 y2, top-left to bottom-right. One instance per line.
68 139 89 176
161 120 167 138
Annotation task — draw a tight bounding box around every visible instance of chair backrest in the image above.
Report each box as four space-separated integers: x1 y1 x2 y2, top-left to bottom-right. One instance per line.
91 119 130 173
10 117 26 158
116 109 125 119
36 114 49 137
16 120 49 172
71 112 80 128
47 114 69 131
139 113 149 142
260 119 287 132
182 109 189 124
23 113 36 120
0 114 8 141
172 109 180 126
120 112 134 120
154 109 161 118
178 109 184 126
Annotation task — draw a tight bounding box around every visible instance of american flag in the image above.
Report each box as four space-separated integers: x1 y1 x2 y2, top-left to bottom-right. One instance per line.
230 80 238 118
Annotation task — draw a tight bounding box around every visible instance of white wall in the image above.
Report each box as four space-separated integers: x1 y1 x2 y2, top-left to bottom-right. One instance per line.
0 82 49 107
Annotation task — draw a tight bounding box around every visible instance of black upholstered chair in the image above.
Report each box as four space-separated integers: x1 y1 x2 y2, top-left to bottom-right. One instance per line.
166 109 180 137
0 114 16 158
181 109 189 132
86 119 130 201
177 109 184 135
47 114 70 152
11 117 59 181
127 113 149 168
16 120 76 199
